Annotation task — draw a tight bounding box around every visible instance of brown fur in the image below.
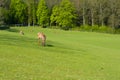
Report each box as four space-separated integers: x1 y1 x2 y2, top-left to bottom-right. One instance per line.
20 30 24 35
37 32 46 46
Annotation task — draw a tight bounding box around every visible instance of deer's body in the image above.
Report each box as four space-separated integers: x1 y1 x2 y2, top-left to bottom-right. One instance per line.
20 30 24 35
38 32 46 46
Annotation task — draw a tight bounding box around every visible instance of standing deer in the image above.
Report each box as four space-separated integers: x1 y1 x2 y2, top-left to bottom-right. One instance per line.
37 32 46 46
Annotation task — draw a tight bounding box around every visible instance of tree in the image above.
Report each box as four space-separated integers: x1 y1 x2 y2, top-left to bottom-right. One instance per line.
80 0 89 26
50 5 59 26
107 0 120 28
0 7 4 25
9 0 27 24
23 0 38 26
36 0 49 27
82 0 86 26
0 0 10 25
51 0 76 29
32 0 37 26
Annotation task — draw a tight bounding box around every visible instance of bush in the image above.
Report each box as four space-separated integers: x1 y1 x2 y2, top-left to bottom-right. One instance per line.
91 25 99 32
115 29 120 34
79 25 116 34
71 27 81 31
80 25 92 31
99 26 108 33
106 27 115 34
99 26 115 33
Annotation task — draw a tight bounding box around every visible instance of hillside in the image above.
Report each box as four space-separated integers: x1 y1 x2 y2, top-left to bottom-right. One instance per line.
0 27 120 80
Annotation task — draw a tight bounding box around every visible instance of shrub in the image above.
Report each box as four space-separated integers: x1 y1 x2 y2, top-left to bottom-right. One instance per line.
91 25 99 32
80 25 92 31
79 25 116 34
99 26 108 33
71 26 81 31
98 26 115 34
106 27 115 34
115 29 120 34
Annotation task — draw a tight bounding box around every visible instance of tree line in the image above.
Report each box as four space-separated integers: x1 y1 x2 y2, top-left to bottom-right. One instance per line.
0 0 120 32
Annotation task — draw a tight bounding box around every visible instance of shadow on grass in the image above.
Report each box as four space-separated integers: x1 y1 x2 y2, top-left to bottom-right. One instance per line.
0 33 54 49
7 28 19 32
0 34 36 48
46 44 54 47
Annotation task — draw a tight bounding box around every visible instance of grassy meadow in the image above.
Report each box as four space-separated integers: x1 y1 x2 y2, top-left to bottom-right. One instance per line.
0 27 120 80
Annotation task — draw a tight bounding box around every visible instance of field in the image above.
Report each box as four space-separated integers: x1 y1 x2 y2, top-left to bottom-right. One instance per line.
0 27 120 80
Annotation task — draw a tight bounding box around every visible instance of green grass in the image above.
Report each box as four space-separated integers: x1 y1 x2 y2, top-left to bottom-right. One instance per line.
0 27 120 80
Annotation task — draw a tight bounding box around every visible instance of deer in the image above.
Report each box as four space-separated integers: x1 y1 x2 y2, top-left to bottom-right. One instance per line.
37 32 46 46
19 30 24 35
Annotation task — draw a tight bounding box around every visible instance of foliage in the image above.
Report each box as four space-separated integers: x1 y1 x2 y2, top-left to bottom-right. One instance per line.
50 5 60 26
0 0 9 25
79 25 117 34
50 0 76 30
0 0 120 33
98 26 114 33
115 29 120 34
0 7 5 25
36 0 49 27
80 25 92 31
91 25 99 31
9 0 27 24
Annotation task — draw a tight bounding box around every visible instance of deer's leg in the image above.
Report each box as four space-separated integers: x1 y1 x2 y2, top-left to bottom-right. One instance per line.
42 40 45 46
38 39 40 46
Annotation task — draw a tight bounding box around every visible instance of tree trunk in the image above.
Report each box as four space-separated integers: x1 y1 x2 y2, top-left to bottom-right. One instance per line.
99 3 104 26
28 5 31 27
32 0 36 26
82 0 86 26
91 9 94 26
83 6 86 26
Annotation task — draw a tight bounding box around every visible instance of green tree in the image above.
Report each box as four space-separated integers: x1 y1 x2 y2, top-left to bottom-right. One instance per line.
51 0 76 29
24 0 32 26
23 0 38 26
50 5 59 26
10 0 27 24
107 0 120 28
36 0 49 27
0 7 4 25
0 0 10 25
81 0 89 26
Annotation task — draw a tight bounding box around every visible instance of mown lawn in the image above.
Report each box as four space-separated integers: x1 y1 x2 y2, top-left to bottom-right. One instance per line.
0 27 120 80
